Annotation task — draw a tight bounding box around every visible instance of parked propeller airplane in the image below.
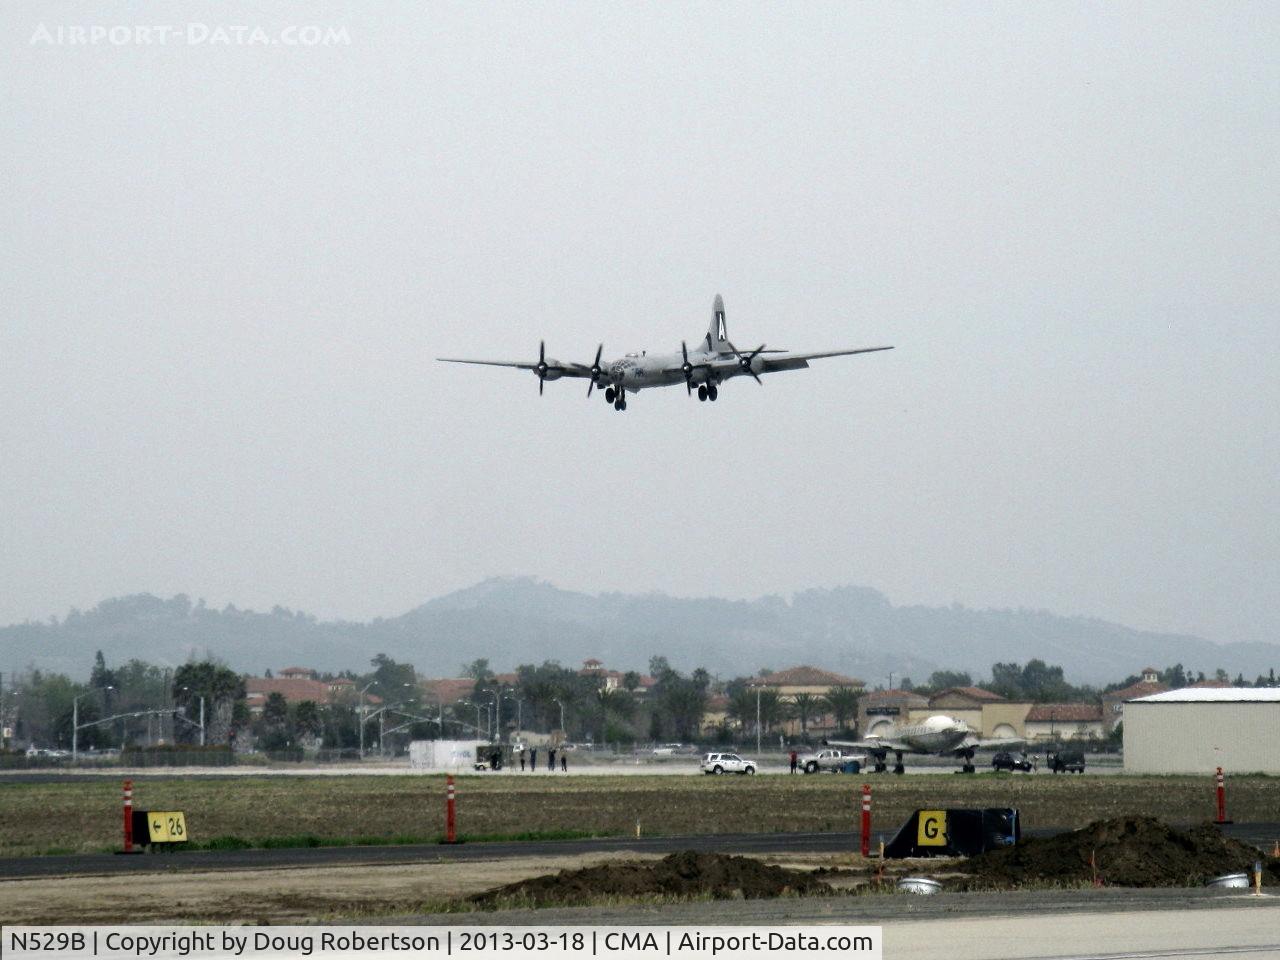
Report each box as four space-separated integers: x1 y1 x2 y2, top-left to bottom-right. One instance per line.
437 295 893 411
825 715 1027 774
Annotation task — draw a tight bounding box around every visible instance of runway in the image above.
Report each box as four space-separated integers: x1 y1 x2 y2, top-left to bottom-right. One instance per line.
1 823 1274 880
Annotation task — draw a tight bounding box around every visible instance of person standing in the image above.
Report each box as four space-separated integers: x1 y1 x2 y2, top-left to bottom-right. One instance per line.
548 747 556 771
519 749 526 772
789 749 798 774
529 747 537 771
560 752 568 773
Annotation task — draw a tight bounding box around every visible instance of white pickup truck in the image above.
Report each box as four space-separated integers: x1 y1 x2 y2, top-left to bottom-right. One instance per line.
799 747 864 774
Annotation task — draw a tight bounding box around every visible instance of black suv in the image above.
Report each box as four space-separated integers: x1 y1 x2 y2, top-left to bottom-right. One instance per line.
991 751 1035 772
1046 749 1086 773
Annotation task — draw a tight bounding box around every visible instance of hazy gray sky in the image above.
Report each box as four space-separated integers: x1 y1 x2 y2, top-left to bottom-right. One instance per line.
2 3 1277 646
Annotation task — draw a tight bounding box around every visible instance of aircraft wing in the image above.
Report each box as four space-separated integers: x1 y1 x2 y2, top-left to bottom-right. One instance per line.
703 345 893 376
759 346 894 373
949 735 1029 755
823 737 910 753
436 358 593 378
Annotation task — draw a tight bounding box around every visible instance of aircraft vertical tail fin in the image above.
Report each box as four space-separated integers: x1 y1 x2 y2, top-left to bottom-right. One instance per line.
705 294 729 353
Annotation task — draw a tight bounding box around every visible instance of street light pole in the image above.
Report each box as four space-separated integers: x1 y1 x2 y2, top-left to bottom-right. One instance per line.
487 691 501 743
553 698 565 736
180 686 206 746
357 680 377 757
72 694 80 762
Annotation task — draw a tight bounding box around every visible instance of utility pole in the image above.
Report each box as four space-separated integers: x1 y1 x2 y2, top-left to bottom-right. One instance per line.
72 694 79 762
755 686 762 756
199 696 205 746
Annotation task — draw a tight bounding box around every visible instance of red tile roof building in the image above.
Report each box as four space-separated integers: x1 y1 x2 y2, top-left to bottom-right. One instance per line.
755 666 865 690
1101 679 1169 730
244 672 378 713
1024 702 1106 741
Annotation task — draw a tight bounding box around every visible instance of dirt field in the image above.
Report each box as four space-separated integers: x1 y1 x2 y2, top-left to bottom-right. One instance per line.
0 849 906 924
0 852 641 924
1 773 1276 857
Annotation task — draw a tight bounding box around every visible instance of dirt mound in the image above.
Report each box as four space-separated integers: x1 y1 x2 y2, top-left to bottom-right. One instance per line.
965 816 1279 888
471 851 833 907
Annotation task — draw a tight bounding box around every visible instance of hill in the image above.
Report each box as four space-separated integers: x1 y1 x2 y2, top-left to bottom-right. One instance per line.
2 578 1276 686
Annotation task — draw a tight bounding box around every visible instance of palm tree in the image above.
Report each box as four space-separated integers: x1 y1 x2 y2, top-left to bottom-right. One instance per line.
727 689 755 728
822 686 861 735
727 687 786 738
790 692 819 738
756 688 785 734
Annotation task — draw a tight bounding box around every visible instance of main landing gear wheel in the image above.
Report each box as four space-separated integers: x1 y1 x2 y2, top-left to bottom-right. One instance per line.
874 762 887 774
707 384 718 401
698 385 708 401
961 763 976 774
605 387 616 403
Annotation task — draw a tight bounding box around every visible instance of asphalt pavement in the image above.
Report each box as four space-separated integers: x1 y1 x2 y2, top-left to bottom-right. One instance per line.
0 823 1275 880
393 890 1280 959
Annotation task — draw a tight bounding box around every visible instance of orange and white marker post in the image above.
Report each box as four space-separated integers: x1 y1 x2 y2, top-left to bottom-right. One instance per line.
1214 767 1232 824
860 784 872 858
445 775 457 843
122 780 134 853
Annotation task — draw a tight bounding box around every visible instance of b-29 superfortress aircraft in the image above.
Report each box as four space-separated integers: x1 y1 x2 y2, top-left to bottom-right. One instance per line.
825 715 1027 774
438 295 893 411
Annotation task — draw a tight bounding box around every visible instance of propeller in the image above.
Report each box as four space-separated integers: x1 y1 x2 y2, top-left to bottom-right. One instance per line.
586 344 604 397
726 340 767 384
680 341 695 395
535 340 548 395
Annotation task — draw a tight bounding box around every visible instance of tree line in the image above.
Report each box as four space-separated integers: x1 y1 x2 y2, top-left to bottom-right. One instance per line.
4 650 1276 755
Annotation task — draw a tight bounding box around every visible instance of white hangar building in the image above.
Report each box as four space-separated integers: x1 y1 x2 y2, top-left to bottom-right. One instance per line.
1123 688 1280 774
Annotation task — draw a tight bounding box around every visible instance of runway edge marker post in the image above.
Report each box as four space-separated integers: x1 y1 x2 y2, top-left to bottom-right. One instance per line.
445 774 457 843
860 784 871 858
1214 767 1232 825
122 779 134 853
